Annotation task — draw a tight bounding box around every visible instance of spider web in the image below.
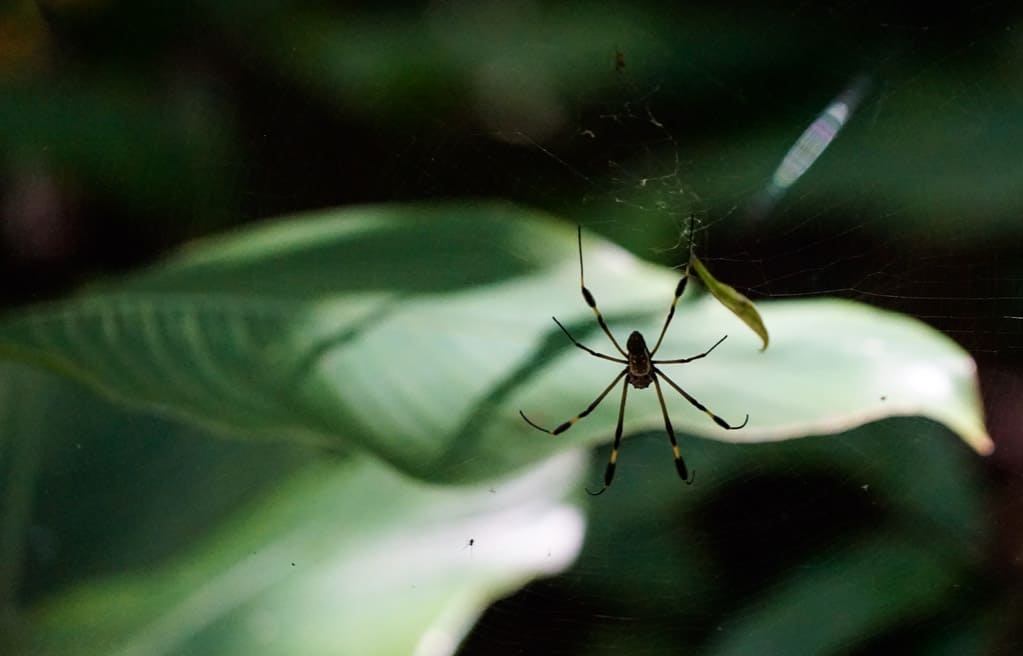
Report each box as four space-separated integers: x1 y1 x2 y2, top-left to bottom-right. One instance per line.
434 6 1023 656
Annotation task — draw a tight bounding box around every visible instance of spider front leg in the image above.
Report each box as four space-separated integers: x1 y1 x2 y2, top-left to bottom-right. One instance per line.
649 267 690 356
575 226 628 357
650 214 698 357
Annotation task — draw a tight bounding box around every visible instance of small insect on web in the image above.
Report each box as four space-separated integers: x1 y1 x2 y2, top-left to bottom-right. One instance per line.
519 223 749 495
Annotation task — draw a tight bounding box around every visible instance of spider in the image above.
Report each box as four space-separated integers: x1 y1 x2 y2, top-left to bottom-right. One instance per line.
519 226 748 495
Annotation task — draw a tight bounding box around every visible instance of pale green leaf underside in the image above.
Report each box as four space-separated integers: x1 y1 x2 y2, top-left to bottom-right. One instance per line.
0 203 991 484
24 451 587 656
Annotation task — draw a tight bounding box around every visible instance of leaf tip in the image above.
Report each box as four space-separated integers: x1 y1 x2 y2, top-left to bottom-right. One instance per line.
971 433 995 456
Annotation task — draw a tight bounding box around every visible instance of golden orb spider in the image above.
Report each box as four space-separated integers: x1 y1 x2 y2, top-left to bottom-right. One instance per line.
519 226 748 495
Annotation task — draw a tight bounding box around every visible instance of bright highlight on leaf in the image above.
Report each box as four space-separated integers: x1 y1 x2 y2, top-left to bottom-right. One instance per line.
20 449 588 656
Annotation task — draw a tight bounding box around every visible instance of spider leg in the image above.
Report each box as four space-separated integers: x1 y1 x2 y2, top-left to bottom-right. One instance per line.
652 374 695 484
519 369 628 435
577 226 628 357
653 335 728 365
587 375 630 496
654 367 749 430
649 267 689 356
650 216 697 356
552 317 627 364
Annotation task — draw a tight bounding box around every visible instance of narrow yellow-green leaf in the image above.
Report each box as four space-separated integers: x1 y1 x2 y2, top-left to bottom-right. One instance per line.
689 253 769 350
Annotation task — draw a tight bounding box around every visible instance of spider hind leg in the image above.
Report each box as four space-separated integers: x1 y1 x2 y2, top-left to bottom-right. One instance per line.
586 456 617 496
675 456 696 485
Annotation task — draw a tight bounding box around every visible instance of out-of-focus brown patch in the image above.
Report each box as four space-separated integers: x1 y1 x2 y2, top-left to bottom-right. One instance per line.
0 2 54 78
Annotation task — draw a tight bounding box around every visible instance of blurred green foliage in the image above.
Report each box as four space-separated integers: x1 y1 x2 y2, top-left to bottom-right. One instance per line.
0 1 1020 655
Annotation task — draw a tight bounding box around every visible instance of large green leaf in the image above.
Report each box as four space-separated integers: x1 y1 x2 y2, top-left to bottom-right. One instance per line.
484 418 990 655
0 202 991 488
704 534 961 656
0 361 588 656
15 405 586 655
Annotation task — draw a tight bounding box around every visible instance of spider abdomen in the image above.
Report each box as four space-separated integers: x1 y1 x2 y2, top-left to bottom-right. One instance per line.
626 331 653 388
